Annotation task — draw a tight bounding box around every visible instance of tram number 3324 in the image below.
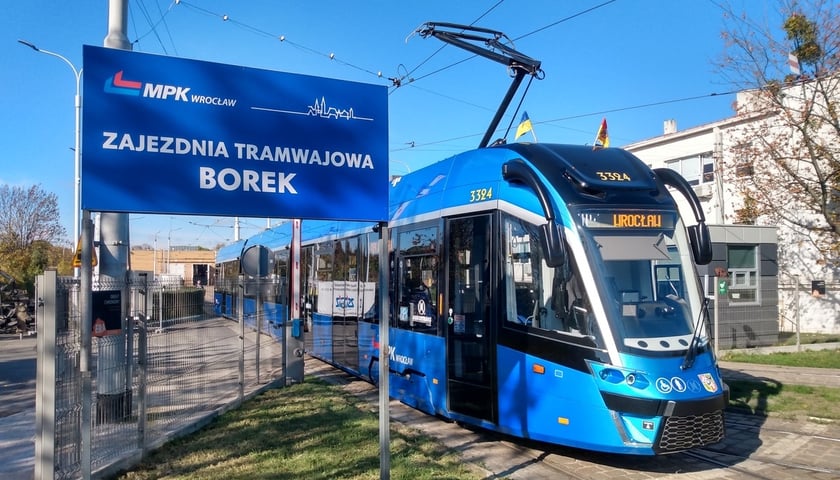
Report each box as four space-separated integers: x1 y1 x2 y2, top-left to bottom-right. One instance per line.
470 187 493 202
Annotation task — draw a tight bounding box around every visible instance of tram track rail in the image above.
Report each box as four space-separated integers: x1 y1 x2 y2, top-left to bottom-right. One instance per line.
438 412 840 479
487 435 840 480
313 359 840 479
724 415 840 440
685 447 840 478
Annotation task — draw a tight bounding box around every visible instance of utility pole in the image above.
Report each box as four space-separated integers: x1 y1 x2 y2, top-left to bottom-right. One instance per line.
81 6 133 480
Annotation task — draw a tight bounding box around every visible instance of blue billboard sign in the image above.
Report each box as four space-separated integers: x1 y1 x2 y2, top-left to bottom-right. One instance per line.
81 46 389 222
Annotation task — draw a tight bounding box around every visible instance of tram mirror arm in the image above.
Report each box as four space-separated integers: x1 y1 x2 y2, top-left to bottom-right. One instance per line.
503 159 566 267
540 222 565 268
653 168 713 265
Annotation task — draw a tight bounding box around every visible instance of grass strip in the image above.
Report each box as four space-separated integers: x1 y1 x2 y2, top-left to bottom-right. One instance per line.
727 379 840 420
721 348 840 368
113 378 483 480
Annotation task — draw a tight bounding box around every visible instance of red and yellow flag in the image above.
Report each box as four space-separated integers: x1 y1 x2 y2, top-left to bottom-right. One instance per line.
594 117 609 148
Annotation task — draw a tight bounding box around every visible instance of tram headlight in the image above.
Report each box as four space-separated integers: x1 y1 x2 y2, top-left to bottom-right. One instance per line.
593 363 652 390
625 372 650 390
598 367 650 390
599 368 625 384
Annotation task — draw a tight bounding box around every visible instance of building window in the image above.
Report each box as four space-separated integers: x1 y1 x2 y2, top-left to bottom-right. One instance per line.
727 245 759 304
666 152 714 186
702 154 714 183
735 162 754 177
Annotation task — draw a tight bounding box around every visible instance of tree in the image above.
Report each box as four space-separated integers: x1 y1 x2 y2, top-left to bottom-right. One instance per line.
0 184 67 290
716 0 840 276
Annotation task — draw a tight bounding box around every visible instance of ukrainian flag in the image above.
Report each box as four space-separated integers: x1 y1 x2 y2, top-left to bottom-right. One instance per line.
515 112 534 140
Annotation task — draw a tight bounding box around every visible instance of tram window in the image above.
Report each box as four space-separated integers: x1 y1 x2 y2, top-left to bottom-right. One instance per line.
361 233 380 323
655 264 683 299
315 241 333 281
398 226 437 255
334 237 358 282
300 247 313 324
502 216 597 343
395 224 439 334
397 254 439 334
306 241 332 315
503 218 539 326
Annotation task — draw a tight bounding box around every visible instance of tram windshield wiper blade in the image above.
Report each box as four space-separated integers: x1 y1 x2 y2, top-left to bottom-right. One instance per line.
681 297 709 370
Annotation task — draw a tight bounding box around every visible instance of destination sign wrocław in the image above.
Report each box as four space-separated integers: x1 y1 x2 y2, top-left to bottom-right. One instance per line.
580 211 676 229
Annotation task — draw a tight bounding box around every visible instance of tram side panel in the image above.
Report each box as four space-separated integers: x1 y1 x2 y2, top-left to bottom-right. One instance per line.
494 345 631 452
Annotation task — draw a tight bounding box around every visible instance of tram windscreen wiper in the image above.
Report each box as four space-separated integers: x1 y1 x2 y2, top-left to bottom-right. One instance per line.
653 232 671 259
681 296 709 370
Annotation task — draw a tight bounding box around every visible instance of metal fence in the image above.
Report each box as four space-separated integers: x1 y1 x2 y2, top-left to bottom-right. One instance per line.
708 277 840 352
709 275 780 350
778 281 840 341
35 270 287 480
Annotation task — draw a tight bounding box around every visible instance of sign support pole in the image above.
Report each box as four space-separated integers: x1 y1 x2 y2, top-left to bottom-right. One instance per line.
80 210 93 480
378 221 390 479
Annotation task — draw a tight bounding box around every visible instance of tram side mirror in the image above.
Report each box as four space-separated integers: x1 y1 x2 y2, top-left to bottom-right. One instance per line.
241 244 272 277
688 222 713 265
540 223 566 268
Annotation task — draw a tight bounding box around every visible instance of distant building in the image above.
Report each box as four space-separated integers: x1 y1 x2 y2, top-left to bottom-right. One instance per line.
130 248 216 287
624 82 839 335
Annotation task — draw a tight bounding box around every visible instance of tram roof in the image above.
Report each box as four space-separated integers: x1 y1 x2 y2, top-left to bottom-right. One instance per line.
215 143 661 264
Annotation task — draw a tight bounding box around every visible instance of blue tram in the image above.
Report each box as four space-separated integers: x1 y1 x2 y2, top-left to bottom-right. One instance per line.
215 141 728 455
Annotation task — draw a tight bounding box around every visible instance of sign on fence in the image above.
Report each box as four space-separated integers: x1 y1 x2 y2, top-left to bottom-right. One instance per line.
92 290 121 336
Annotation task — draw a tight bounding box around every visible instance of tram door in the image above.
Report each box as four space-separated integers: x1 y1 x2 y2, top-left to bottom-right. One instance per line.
445 215 496 422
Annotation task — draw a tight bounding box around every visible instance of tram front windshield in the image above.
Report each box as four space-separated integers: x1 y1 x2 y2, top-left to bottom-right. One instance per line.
579 210 706 356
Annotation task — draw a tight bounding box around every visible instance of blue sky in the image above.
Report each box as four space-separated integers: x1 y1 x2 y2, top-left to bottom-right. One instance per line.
3 0 778 249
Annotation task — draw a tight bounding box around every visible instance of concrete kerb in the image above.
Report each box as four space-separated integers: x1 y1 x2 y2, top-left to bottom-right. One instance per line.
724 341 840 356
719 341 840 389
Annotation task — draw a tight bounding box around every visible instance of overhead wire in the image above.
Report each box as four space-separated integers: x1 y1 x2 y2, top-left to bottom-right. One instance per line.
511 0 618 42
392 0 624 144
131 0 179 53
404 0 616 85
135 0 169 54
174 1 387 80
132 2 738 154
389 89 741 152
394 0 506 90
154 0 179 56
155 1 627 128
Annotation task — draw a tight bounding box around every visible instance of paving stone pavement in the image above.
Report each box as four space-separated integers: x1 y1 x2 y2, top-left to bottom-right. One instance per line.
307 357 840 479
3 337 840 479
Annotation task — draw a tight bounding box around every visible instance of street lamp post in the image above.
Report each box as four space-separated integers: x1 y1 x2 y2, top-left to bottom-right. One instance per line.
18 39 82 277
167 227 183 275
390 159 412 175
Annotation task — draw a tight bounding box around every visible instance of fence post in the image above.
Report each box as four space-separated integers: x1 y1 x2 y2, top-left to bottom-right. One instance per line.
795 276 801 352
157 286 165 333
256 275 261 384
136 313 148 451
713 275 719 359
124 283 134 428
80 212 94 480
135 273 148 451
238 274 245 403
34 271 56 480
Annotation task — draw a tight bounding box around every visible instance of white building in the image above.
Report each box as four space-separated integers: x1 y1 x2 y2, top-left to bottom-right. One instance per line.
624 84 840 335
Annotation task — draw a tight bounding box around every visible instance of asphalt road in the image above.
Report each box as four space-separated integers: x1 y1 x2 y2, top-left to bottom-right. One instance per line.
0 335 36 418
